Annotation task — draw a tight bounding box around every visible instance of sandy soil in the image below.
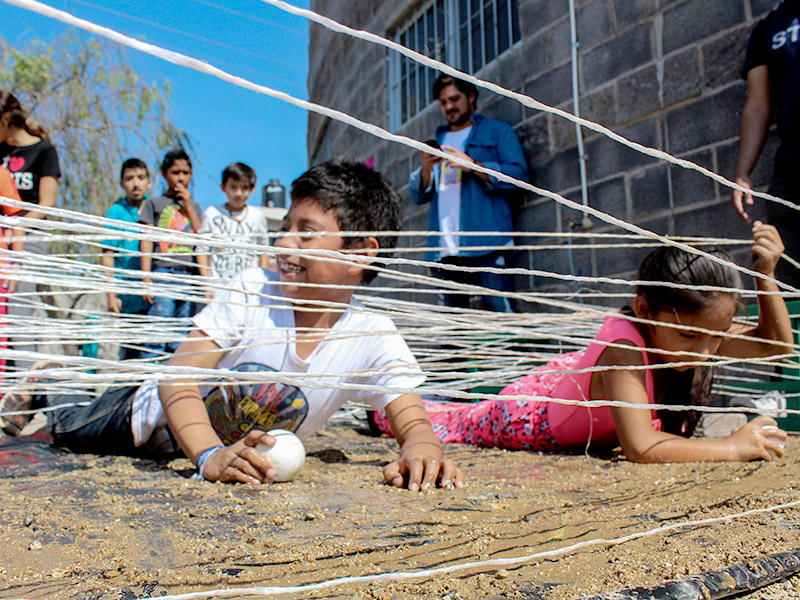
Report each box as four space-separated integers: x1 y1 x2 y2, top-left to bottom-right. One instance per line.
0 420 799 600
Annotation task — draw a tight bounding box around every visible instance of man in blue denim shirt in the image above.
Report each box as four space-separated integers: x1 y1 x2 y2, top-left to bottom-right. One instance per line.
409 74 529 312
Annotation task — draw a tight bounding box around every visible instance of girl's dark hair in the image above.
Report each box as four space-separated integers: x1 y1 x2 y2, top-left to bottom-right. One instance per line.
161 149 191 173
290 158 402 284
636 245 743 436
657 367 711 438
637 245 743 314
0 91 49 140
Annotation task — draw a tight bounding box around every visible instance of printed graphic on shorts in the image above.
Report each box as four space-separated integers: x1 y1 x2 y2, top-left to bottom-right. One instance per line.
204 362 308 444
157 204 195 254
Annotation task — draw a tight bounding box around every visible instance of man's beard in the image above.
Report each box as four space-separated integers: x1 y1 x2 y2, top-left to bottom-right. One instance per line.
448 109 472 127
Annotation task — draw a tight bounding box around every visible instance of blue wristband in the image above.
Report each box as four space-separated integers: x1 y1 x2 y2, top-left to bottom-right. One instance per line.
195 445 225 481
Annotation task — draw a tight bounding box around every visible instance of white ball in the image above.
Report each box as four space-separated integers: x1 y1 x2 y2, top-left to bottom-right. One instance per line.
256 429 305 482
762 425 786 460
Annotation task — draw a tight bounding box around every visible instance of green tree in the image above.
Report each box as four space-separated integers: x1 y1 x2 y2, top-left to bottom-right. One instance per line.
0 31 191 218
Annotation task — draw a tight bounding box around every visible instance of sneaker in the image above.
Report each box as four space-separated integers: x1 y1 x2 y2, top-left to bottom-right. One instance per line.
731 391 788 419
752 390 788 419
0 361 63 437
0 390 33 437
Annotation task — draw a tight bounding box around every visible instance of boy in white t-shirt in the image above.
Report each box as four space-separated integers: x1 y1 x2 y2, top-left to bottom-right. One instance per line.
196 162 269 286
2 160 463 491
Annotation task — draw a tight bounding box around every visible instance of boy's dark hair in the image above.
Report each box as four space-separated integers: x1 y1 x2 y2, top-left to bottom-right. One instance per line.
161 149 192 174
290 158 402 284
636 245 744 439
432 73 479 108
120 158 150 181
222 162 257 187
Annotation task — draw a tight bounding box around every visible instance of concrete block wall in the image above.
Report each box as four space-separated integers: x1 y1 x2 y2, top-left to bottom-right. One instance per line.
308 0 778 309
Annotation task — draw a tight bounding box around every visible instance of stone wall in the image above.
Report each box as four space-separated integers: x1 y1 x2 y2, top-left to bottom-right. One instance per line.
307 0 778 308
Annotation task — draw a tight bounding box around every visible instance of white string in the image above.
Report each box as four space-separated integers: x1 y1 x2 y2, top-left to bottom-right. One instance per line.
7 495 791 600
0 4 796 598
261 0 800 215
2 0 797 298
0 0 793 451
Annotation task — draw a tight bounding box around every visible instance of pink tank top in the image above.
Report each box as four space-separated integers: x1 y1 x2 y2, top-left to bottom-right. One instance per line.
548 316 656 449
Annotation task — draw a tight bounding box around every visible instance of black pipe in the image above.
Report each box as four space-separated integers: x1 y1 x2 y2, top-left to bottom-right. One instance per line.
577 548 800 600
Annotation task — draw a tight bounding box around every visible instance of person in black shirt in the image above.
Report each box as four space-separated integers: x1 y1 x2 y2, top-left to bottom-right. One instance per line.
731 2 800 287
0 91 60 218
0 91 61 370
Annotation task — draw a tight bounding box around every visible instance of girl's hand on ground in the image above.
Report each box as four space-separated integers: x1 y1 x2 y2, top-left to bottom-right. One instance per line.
750 221 784 276
384 442 464 491
727 415 787 461
203 430 276 484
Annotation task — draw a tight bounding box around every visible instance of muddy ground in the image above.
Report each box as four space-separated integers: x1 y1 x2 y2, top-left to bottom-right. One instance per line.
0 419 798 600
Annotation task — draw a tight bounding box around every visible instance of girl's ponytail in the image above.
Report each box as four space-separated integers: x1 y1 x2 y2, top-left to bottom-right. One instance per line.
657 366 712 438
24 119 48 141
0 91 47 140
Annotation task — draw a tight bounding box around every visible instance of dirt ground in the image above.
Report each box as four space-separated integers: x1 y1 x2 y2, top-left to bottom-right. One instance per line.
0 418 799 600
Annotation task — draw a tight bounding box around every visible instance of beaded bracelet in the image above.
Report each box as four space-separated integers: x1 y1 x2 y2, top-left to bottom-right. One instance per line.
195 445 225 481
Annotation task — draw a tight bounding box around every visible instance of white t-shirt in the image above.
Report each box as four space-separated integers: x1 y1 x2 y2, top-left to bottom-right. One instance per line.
131 268 424 452
196 205 270 280
438 126 472 257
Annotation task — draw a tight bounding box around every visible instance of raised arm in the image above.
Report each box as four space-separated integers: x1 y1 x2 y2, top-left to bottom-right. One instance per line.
599 343 784 463
720 222 793 359
382 393 463 491
732 65 771 223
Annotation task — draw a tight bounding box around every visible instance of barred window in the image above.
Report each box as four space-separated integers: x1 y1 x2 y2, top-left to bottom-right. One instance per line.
388 0 520 130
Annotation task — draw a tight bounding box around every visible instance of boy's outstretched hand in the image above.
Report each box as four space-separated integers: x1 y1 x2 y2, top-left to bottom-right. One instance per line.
382 394 464 491
384 442 464 491
202 430 277 484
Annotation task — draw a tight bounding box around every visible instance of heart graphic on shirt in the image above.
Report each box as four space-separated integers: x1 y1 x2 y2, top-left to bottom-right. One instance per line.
7 157 24 172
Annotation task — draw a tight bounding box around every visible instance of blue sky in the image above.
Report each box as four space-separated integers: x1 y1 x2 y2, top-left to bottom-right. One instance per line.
0 0 310 211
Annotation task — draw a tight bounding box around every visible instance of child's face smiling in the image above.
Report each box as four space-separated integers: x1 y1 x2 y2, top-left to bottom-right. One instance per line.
639 295 737 370
273 198 362 304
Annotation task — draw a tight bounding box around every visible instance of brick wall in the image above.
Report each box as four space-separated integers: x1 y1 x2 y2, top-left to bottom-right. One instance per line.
307 0 777 308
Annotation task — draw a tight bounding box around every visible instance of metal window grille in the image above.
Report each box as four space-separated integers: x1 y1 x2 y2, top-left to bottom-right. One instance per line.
388 0 520 130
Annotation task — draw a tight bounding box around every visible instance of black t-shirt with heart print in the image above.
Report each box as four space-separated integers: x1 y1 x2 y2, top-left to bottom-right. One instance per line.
0 139 61 205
